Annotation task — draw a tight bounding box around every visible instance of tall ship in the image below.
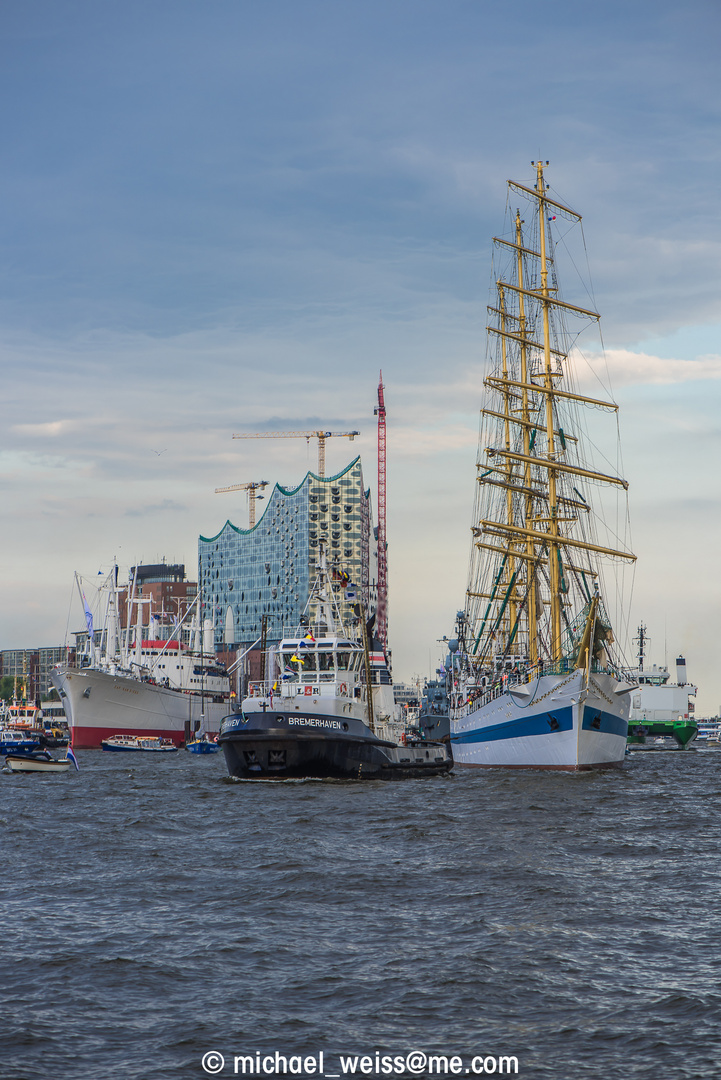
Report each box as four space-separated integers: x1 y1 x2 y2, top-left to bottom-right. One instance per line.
450 162 637 770
52 565 232 748
218 544 452 779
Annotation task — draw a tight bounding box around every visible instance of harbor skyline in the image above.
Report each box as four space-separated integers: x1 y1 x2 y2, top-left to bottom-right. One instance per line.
1 1 719 712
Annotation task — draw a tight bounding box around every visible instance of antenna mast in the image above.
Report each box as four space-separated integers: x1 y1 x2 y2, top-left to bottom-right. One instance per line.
375 372 388 651
634 623 648 672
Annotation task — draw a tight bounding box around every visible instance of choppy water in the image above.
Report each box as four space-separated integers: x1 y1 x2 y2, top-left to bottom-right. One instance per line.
3 747 721 1080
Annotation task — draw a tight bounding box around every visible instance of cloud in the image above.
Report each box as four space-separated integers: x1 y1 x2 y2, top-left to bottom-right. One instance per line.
575 347 721 392
10 420 78 437
125 499 186 518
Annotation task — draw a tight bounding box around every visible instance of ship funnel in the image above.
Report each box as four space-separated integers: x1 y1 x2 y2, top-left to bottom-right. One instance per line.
676 656 687 686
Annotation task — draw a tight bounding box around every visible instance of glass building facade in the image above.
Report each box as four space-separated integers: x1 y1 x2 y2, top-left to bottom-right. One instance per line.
1 646 69 699
199 457 378 649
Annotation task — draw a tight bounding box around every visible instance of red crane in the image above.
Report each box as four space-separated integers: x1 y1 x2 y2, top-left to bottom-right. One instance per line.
375 371 388 651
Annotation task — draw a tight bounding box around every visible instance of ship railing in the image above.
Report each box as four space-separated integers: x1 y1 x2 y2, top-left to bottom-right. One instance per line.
452 659 622 718
246 679 353 700
278 622 360 642
452 683 506 718
451 670 527 717
537 659 614 678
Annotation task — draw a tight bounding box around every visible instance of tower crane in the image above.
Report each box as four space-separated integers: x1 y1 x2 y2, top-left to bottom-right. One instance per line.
374 373 388 651
214 480 269 528
231 429 360 478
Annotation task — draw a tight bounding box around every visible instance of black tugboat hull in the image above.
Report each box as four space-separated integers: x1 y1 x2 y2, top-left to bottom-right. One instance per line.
221 732 384 780
218 713 453 780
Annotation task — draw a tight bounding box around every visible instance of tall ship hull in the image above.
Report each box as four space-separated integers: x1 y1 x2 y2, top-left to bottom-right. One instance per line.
449 162 636 770
452 670 629 770
51 665 230 749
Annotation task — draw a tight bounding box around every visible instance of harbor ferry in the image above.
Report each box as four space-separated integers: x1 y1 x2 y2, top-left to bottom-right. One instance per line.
450 162 637 770
218 545 452 780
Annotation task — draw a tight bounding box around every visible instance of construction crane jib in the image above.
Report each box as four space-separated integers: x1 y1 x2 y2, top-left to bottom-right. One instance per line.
214 480 269 528
231 430 360 478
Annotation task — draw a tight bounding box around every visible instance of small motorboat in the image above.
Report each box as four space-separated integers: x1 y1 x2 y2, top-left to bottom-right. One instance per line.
186 733 220 755
101 735 179 752
0 728 41 755
5 750 73 773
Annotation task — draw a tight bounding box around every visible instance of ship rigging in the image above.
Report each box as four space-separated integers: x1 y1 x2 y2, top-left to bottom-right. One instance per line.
451 162 636 770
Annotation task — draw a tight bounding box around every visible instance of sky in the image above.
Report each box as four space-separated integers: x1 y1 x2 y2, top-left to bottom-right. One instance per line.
1 0 720 712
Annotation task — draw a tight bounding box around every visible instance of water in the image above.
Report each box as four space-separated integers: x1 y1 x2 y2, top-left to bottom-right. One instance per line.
3 748 721 1080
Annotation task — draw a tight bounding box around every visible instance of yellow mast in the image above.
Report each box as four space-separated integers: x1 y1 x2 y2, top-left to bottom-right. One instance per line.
514 209 538 666
534 160 563 662
497 285 518 650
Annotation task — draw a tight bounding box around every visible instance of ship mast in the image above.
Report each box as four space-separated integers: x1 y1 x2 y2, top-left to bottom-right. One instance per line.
469 162 636 673
515 209 537 666
497 285 517 656
536 160 563 662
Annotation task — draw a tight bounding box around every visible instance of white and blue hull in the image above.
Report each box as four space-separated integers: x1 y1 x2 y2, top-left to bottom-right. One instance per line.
451 670 629 770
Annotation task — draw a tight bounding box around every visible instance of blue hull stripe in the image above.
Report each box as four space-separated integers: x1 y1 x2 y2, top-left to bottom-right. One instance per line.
452 705 574 745
452 704 628 745
581 707 628 739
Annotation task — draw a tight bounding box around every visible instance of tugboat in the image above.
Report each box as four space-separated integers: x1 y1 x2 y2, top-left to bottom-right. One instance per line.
218 545 452 780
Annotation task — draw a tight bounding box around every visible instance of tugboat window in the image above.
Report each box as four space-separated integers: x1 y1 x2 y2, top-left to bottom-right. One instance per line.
284 650 314 672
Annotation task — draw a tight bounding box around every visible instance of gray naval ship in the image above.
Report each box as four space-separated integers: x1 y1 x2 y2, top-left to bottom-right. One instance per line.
218 547 453 781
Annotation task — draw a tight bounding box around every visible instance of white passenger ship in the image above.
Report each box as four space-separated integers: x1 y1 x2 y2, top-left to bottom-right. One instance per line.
52 567 232 748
